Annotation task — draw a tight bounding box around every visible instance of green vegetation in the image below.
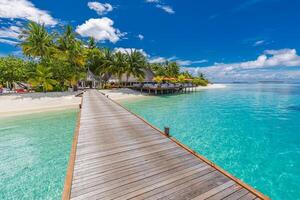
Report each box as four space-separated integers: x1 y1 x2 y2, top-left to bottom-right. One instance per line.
150 62 209 86
0 22 209 92
28 65 57 92
0 56 34 89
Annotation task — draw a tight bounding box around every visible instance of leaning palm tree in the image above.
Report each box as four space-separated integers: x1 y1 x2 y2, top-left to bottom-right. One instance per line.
125 50 146 83
28 65 57 92
20 21 54 59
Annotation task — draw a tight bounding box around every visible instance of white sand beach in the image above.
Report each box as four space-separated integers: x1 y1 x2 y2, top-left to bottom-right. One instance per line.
99 84 226 101
99 88 149 101
0 92 81 117
0 84 226 117
195 83 227 90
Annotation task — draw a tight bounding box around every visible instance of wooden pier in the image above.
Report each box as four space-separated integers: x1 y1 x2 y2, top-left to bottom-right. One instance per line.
63 90 269 200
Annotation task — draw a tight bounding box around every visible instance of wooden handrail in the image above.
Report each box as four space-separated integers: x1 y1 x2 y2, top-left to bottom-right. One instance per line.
61 97 82 200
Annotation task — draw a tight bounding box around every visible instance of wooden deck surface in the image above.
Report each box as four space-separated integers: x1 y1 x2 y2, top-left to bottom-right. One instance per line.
65 90 268 200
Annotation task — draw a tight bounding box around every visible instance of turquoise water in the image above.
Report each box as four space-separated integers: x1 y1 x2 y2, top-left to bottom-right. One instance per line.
122 84 300 200
0 109 78 200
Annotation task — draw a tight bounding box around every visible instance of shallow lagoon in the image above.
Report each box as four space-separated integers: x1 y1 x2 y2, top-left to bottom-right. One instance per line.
123 84 300 200
0 109 78 199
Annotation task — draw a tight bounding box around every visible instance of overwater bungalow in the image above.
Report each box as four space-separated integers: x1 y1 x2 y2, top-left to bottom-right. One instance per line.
108 69 197 94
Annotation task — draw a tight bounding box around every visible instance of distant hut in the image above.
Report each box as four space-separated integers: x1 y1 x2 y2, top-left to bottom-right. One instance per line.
109 68 155 85
79 70 101 89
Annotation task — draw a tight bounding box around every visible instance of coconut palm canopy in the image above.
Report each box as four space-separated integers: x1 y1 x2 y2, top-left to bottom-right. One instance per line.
0 22 209 91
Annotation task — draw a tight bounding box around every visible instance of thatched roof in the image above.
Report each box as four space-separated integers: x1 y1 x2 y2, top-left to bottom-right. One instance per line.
110 68 155 82
86 70 101 82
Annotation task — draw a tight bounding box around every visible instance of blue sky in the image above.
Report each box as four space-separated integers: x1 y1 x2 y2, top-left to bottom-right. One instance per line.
1 0 300 82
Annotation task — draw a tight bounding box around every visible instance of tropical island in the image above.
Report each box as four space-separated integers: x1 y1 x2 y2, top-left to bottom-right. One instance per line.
1 0 299 199
0 22 209 95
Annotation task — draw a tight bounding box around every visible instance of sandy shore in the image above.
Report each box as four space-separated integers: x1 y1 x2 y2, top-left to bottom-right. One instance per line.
195 83 227 90
99 88 148 101
99 84 226 101
0 84 226 117
0 92 82 117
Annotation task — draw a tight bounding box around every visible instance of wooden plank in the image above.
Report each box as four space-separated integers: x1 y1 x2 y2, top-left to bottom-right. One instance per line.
80 164 210 200
130 169 216 200
63 90 268 200
190 180 236 200
74 143 178 168
71 161 205 199
222 188 250 200
72 149 188 185
72 151 193 188
75 137 170 156
154 171 229 200
74 140 177 162
205 184 242 200
239 192 258 200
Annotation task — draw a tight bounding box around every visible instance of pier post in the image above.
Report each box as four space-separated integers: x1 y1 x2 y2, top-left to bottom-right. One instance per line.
164 127 170 137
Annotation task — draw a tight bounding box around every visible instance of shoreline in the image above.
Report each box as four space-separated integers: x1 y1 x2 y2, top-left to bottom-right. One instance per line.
0 84 226 117
99 83 226 101
0 92 81 118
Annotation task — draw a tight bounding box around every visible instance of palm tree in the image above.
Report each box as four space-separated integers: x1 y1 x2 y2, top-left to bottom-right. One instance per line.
94 48 114 86
125 50 146 84
57 25 85 68
165 62 180 77
112 52 127 84
20 21 54 59
55 25 86 90
88 37 97 49
29 65 57 92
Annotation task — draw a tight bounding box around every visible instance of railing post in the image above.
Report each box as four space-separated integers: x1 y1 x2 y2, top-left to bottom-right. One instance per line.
164 127 170 137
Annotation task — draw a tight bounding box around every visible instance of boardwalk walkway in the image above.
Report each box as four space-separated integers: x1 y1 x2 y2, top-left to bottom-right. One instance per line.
64 90 268 200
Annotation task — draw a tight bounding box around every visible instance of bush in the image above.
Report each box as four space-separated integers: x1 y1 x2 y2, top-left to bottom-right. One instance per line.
192 78 208 86
103 83 113 89
53 84 68 92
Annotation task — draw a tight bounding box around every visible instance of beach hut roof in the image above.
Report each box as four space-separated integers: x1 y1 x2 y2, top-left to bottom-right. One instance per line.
110 68 155 82
86 70 101 81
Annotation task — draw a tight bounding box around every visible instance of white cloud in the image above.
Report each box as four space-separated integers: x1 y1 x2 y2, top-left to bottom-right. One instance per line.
88 2 113 15
0 38 18 45
176 59 208 66
0 26 21 39
76 18 123 43
0 25 22 45
156 5 175 14
149 56 179 63
253 40 265 46
114 47 148 57
0 0 57 26
149 56 207 66
146 0 160 2
149 56 167 63
145 0 175 14
184 48 300 82
137 34 144 40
